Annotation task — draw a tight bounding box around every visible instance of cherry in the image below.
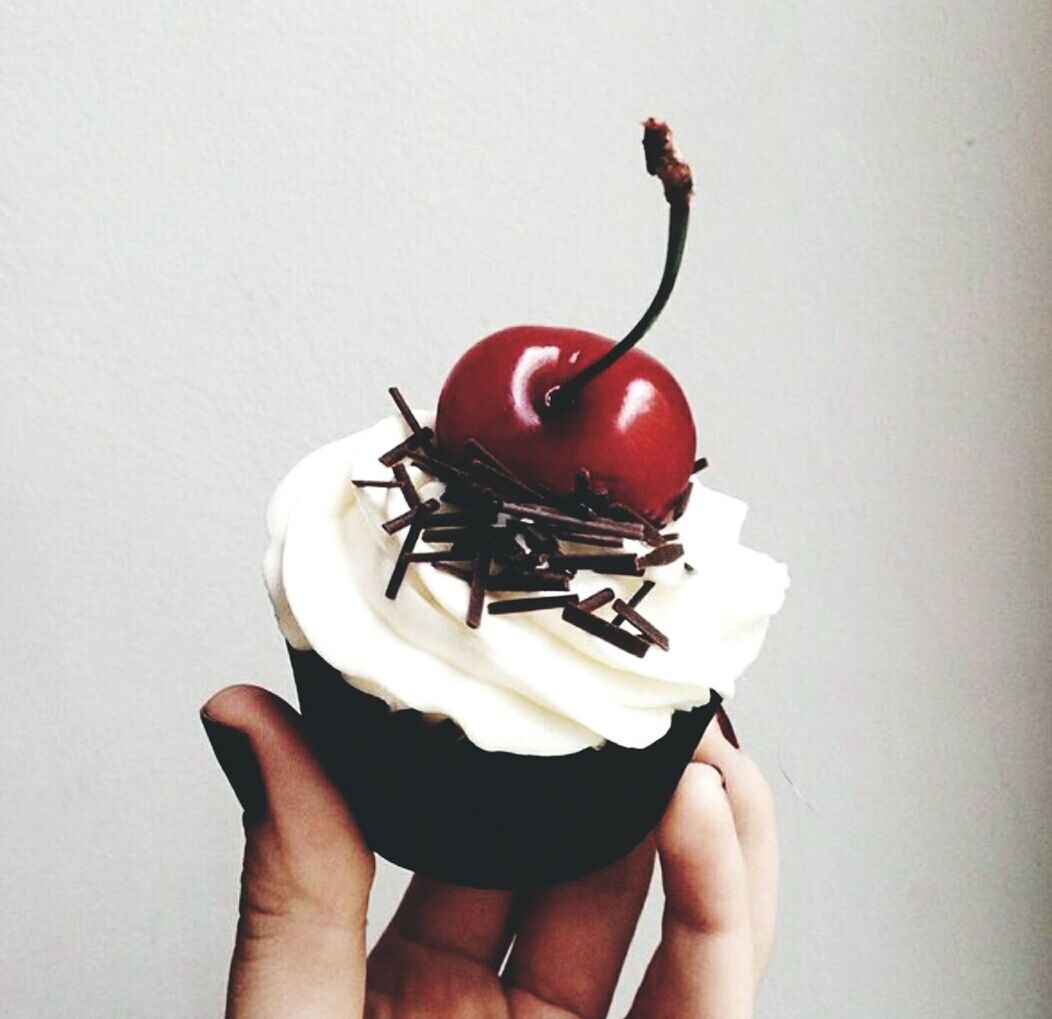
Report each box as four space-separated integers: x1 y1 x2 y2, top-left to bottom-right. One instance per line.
435 325 694 522
435 120 697 524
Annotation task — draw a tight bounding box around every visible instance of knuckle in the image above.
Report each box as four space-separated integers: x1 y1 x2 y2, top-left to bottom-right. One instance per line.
666 763 735 841
727 752 775 815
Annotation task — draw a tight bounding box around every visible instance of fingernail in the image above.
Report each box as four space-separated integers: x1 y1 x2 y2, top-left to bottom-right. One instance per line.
715 706 740 749
200 709 267 823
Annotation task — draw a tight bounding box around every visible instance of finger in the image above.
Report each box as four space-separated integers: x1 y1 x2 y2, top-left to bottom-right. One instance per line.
202 684 374 1019
367 878 515 1008
693 708 778 977
627 764 754 1019
503 836 655 1019
377 877 515 967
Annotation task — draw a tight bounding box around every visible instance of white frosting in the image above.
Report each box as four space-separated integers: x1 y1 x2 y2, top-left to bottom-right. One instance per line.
264 413 789 756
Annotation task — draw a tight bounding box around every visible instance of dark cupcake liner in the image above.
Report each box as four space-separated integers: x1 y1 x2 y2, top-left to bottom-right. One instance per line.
289 644 718 889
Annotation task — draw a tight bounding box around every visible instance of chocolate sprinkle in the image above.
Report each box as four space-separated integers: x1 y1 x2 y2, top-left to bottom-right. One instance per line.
382 498 440 535
388 386 424 435
612 580 656 627
608 502 664 547
547 553 645 576
522 524 558 554
381 506 416 535
432 562 473 583
503 502 646 541
385 507 430 599
392 463 420 507
466 458 542 502
693 457 709 474
574 468 596 499
466 533 492 629
488 594 579 615
422 527 475 544
561 604 651 657
379 428 434 468
408 451 476 488
465 439 547 502
636 543 685 569
487 571 571 592
576 587 616 613
426 511 488 527
365 388 691 651
556 531 625 549
611 598 670 651
671 482 693 521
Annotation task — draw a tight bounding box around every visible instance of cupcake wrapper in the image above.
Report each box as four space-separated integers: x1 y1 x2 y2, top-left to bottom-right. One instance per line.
289 645 719 889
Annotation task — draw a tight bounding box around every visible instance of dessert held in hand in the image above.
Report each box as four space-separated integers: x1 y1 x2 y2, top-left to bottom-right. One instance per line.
263 120 788 887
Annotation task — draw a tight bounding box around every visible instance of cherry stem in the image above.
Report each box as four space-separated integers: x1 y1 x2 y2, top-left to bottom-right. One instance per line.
547 119 693 412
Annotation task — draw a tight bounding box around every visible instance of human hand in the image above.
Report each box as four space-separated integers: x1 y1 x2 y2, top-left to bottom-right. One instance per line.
201 686 777 1018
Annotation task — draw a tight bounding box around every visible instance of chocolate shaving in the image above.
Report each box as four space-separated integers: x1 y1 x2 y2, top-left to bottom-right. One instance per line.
426 511 487 527
366 388 692 657
567 468 609 519
382 498 440 535
503 502 646 541
607 502 664 547
464 440 547 502
612 580 655 627
611 598 669 650
548 553 645 576
562 604 651 657
352 478 400 489
466 533 492 628
381 507 416 535
521 524 558 553
422 527 475 544
432 562 473 583
487 571 571 592
392 463 420 507
684 562 696 574
388 386 424 435
554 531 625 549
488 594 579 615
379 428 434 468
385 507 431 599
573 468 608 508
466 459 540 501
693 457 709 474
501 500 587 525
636 543 684 569
409 451 475 488
576 587 616 613
671 482 693 521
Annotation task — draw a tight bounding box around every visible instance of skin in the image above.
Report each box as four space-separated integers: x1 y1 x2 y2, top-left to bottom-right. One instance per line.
202 685 778 1018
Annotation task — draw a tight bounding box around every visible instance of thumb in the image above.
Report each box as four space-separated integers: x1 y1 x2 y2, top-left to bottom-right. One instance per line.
202 684 374 1019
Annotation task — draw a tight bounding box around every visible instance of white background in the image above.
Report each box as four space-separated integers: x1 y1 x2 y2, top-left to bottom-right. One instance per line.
2 3 1050 1016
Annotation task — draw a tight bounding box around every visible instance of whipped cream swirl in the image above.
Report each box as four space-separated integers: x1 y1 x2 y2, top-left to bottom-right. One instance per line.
265 413 789 756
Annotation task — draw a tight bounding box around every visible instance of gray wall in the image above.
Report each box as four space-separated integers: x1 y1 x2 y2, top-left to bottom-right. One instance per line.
2 3 1049 1016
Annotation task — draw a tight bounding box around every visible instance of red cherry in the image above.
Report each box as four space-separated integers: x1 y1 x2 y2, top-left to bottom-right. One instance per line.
434 119 697 525
435 325 695 523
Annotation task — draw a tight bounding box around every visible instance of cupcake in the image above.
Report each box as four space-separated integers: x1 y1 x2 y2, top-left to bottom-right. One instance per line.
263 121 788 888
